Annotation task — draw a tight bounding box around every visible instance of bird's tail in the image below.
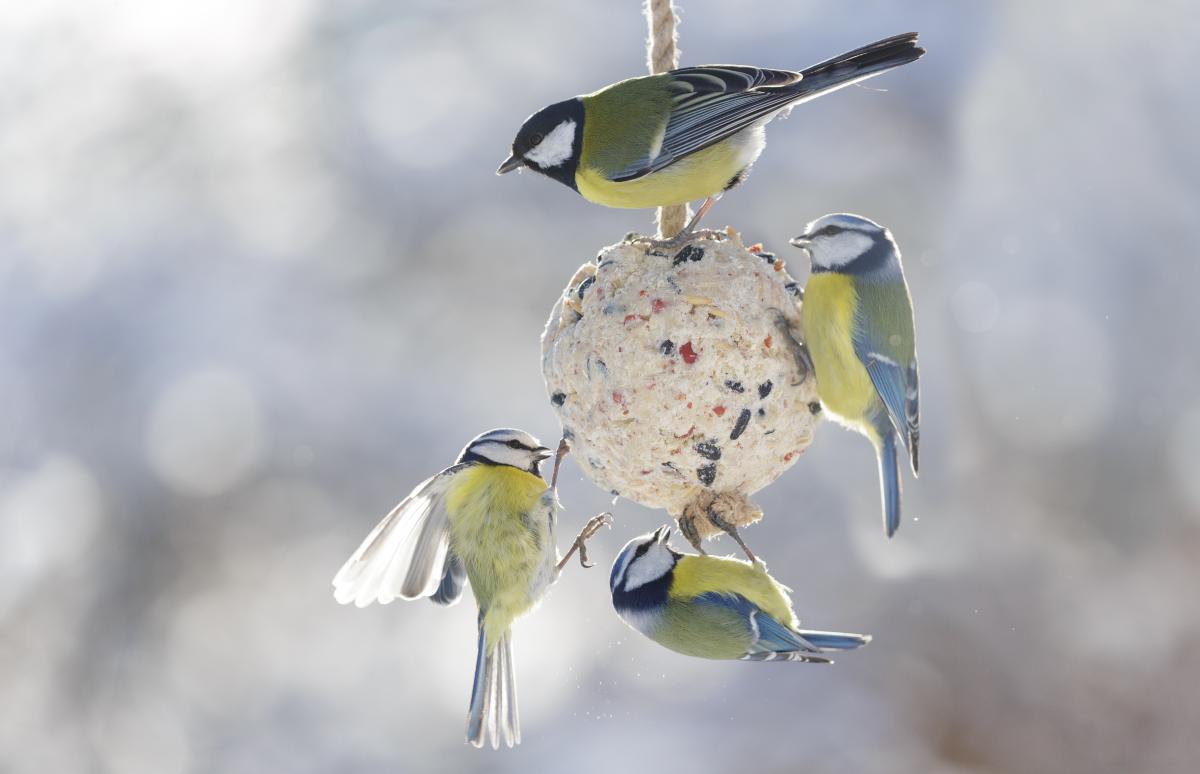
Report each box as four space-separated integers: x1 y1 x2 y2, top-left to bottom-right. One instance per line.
788 32 924 102
877 430 903 538
796 629 873 651
466 621 519 749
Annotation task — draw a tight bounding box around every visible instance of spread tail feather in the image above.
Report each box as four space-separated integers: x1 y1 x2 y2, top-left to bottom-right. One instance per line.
466 625 519 749
877 430 902 538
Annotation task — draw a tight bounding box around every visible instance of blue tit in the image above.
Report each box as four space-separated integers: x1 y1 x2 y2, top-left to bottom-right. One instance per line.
790 214 920 537
498 33 923 239
333 428 581 749
610 527 870 662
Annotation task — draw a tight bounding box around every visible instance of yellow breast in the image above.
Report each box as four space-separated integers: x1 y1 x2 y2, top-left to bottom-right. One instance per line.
444 465 550 634
802 272 879 431
576 133 758 209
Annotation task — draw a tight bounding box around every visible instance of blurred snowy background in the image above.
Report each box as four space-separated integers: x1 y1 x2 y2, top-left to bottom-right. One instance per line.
3 1 1199 772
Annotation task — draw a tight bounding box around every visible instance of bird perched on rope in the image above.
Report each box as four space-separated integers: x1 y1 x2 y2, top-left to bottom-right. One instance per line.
332 429 609 749
791 214 920 537
610 526 871 661
497 33 924 243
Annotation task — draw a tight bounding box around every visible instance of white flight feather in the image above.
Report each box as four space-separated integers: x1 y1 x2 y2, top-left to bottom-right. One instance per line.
331 470 456 607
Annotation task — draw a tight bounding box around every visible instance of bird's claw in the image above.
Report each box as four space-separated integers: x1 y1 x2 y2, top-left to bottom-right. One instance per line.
678 515 707 556
629 228 727 251
559 512 613 571
550 436 571 491
707 505 756 563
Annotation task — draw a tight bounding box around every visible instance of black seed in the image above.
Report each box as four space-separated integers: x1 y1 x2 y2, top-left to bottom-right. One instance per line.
808 401 822 415
610 489 620 497
758 380 773 399
724 379 745 393
757 408 766 418
758 250 776 263
784 282 803 299
730 409 752 440
660 339 675 355
673 245 704 265
576 275 595 299
550 391 566 406
696 463 717 486
694 440 722 460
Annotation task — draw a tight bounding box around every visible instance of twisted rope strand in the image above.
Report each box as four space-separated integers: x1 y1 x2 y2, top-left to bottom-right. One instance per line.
645 0 691 238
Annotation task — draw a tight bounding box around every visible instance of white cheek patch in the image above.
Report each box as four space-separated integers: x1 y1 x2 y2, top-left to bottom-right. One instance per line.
525 119 577 168
813 232 874 270
623 544 674 592
478 442 529 469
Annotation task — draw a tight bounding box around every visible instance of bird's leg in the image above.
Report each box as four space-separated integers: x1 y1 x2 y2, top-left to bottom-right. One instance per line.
550 436 571 492
707 505 756 563
630 196 726 249
678 514 708 556
557 512 613 571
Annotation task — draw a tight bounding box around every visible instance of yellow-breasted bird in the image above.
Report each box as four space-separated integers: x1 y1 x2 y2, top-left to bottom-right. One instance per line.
497 33 924 238
610 527 871 662
332 428 607 749
791 214 919 537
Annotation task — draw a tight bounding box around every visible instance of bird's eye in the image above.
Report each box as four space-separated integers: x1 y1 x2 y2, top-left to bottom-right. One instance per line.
820 225 841 237
507 440 524 449
529 132 545 146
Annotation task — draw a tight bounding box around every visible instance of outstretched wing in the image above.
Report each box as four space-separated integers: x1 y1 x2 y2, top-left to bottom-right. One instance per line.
332 464 468 608
852 283 920 474
608 33 924 182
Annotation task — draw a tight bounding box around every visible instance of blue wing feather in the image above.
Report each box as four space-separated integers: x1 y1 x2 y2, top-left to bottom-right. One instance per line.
692 592 863 663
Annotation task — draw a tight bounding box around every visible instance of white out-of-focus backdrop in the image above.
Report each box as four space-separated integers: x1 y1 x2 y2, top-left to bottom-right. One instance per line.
3 2 1199 772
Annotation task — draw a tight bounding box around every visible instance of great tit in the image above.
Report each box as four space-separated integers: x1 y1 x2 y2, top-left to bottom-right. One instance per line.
333 428 607 749
498 33 924 237
790 214 920 537
610 527 871 662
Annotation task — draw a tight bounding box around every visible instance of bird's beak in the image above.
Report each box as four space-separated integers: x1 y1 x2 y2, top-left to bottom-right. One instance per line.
533 446 555 461
496 153 524 175
652 525 672 544
789 235 813 249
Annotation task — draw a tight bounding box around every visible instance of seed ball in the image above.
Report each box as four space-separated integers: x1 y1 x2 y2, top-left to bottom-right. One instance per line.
541 233 820 538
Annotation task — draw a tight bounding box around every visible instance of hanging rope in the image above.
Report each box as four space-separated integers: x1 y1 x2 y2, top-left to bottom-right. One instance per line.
645 0 691 239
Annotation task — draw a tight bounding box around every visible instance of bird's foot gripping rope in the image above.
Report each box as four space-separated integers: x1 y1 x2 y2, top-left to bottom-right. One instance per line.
557 512 614 571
